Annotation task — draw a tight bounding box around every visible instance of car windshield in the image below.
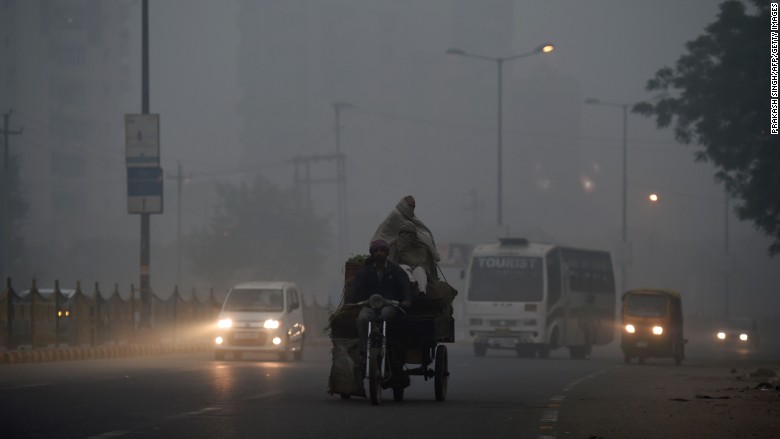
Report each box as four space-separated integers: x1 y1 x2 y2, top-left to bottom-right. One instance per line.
625 294 668 317
223 288 284 312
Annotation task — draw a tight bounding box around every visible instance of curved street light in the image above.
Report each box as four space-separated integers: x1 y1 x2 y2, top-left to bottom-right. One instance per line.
447 43 554 227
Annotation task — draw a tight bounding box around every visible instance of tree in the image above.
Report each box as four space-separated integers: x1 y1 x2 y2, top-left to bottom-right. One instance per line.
186 176 331 287
634 0 778 255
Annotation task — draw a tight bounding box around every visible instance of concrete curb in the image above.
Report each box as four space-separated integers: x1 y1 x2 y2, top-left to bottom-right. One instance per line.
0 342 213 365
0 337 340 365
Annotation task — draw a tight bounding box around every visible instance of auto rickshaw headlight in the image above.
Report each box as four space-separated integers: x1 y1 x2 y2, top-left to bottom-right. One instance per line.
625 324 636 333
717 332 726 340
739 333 748 341
652 326 663 335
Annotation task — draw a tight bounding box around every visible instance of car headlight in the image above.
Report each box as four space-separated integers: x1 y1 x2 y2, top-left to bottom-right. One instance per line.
217 318 233 329
739 333 748 341
263 319 280 329
717 332 726 340
625 324 636 333
652 326 663 335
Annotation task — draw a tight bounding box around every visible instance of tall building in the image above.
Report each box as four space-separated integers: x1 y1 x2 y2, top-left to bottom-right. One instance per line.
1 0 137 284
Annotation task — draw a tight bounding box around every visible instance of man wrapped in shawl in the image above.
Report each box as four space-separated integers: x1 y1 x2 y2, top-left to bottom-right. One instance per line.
372 195 440 262
388 221 439 294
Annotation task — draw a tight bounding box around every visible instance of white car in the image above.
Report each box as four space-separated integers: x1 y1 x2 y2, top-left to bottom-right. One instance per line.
213 281 306 361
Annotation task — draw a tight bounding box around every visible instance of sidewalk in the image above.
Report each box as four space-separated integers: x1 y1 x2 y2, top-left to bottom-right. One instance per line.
556 358 780 439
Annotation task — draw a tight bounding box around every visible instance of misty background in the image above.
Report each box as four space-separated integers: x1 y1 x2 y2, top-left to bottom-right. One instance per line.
1 1 777 328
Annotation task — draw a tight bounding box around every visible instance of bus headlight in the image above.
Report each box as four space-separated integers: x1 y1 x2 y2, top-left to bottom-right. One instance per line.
739 333 748 341
217 319 233 329
263 319 280 329
652 326 664 335
717 332 726 340
625 324 636 333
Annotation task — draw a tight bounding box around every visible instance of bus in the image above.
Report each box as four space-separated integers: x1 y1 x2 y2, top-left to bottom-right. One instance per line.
463 237 616 358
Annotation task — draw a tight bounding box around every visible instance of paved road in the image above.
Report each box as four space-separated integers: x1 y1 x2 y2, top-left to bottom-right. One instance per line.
0 343 777 438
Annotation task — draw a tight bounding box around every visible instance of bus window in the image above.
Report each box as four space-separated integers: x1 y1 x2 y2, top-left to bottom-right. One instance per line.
468 256 543 302
562 249 614 294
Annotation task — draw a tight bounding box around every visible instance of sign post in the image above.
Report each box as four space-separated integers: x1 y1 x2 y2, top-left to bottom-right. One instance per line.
125 113 162 329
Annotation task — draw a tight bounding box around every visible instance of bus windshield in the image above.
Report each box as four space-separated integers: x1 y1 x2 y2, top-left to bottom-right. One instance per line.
468 256 543 302
625 294 667 317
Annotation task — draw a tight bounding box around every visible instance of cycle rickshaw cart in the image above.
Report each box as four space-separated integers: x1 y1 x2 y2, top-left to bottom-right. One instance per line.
327 260 456 405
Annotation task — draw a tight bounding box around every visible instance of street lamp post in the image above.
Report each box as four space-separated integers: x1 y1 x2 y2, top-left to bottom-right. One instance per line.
447 44 554 227
585 98 631 294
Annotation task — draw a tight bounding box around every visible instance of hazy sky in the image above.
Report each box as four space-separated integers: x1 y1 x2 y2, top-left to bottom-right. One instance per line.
7 0 777 318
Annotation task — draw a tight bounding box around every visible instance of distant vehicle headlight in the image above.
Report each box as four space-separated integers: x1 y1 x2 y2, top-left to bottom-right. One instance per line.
263 319 280 329
215 336 224 345
739 333 748 341
217 319 233 329
625 324 636 333
652 326 664 335
717 332 726 340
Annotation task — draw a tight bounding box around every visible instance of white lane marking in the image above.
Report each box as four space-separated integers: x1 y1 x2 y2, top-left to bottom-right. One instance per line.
246 391 282 400
540 410 558 422
538 365 622 439
1 383 50 390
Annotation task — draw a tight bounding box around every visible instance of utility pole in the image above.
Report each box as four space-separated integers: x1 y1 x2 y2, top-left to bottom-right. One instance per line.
332 102 352 262
723 191 730 319
1 110 23 283
139 0 152 328
166 161 189 287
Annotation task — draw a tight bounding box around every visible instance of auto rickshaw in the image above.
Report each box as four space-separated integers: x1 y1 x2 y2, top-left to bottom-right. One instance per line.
620 289 686 365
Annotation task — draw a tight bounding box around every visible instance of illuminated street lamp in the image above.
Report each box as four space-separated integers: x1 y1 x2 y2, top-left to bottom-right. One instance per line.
447 44 555 226
648 193 659 203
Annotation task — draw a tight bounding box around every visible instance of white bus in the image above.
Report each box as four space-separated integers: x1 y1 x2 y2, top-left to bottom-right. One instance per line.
463 238 616 358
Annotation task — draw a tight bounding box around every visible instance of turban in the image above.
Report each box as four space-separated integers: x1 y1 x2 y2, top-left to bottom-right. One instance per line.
369 239 390 254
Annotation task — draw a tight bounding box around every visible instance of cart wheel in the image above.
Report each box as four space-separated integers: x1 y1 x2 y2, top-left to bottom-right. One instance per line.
368 350 382 406
434 345 448 401
393 386 405 402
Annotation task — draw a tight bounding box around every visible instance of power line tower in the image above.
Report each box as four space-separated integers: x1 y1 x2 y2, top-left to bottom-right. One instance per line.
288 152 346 258
332 102 353 261
1 110 24 283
